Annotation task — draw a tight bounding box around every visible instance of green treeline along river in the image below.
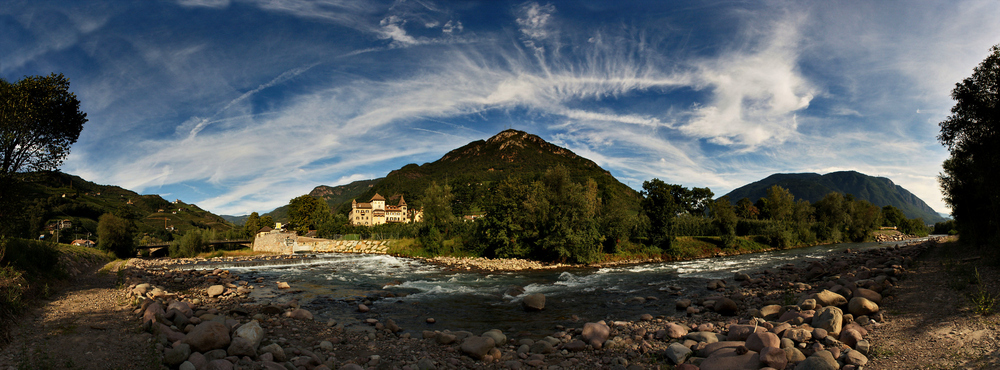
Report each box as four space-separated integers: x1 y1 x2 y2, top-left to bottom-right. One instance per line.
177 238 933 337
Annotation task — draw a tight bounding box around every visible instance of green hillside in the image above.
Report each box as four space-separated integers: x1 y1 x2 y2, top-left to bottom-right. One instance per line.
723 171 945 223
16 171 234 243
328 129 640 216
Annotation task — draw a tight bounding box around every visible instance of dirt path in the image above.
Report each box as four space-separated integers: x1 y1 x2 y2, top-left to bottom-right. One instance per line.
867 241 1000 370
0 261 160 370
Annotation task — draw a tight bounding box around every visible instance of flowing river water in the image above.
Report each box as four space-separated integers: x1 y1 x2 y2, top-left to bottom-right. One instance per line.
178 238 932 338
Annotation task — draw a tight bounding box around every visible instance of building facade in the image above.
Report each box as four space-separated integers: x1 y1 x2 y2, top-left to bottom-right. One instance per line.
350 194 417 226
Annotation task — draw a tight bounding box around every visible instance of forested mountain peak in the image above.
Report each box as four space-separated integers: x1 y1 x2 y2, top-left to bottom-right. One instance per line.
723 170 944 223
439 129 591 167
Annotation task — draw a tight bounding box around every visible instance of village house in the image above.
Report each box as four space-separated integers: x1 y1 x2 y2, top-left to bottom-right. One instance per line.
349 194 421 226
71 239 95 247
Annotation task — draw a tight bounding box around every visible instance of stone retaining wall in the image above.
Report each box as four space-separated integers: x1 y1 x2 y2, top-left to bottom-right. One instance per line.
252 232 391 254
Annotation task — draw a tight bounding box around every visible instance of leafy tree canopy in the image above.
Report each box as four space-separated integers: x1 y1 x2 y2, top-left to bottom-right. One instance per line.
938 44 1000 246
0 73 87 178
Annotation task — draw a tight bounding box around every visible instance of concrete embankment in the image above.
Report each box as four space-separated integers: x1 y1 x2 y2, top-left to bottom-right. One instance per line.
251 232 390 254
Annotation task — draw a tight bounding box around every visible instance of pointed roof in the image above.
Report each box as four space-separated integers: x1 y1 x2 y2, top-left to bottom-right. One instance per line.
398 195 406 205
371 193 385 201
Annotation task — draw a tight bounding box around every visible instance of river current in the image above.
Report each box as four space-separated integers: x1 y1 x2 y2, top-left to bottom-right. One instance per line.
179 238 930 337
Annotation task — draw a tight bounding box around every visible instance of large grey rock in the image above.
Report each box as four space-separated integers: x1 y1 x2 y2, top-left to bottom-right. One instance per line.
714 298 739 316
227 336 256 357
813 290 847 307
759 304 784 320
167 301 194 317
665 322 688 339
163 343 191 367
207 285 225 298
745 331 779 352
234 320 264 349
179 361 196 370
783 328 812 343
784 347 807 362
726 324 764 341
699 348 759 370
482 329 506 346
759 346 787 369
435 332 457 345
260 343 286 362
813 306 844 336
522 293 545 311
206 359 234 370
698 341 745 358
795 350 838 370
187 352 208 369
853 287 883 304
581 322 610 349
848 297 879 316
460 336 495 360
686 331 720 343
183 321 231 352
664 342 692 365
286 308 313 320
142 301 165 328
844 349 869 366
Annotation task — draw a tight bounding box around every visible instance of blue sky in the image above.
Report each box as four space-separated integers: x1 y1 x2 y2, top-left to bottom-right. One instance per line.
3 0 998 216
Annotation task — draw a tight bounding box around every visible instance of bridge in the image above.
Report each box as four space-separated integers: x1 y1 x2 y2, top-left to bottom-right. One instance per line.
137 239 253 249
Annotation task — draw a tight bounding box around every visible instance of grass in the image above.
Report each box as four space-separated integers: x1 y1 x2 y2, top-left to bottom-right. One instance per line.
969 267 998 315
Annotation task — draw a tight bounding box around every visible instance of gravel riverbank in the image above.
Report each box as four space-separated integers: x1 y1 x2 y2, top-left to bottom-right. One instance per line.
7 236 994 370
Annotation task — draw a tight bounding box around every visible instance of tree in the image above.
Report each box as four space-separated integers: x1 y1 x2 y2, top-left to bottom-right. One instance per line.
287 195 330 234
881 205 907 228
763 185 795 222
260 215 274 230
243 212 261 238
640 179 682 249
938 45 1000 247
97 213 135 259
522 167 602 263
736 197 759 220
0 74 87 233
713 196 739 247
0 73 87 178
477 178 531 258
422 181 455 229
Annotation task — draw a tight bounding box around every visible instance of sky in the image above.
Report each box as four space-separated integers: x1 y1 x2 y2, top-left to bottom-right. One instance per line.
3 0 998 216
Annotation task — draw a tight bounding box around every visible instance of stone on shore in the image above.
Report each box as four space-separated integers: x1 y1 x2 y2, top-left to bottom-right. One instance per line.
795 350 839 370
227 336 256 357
234 320 263 349
844 349 869 366
206 359 234 370
522 293 545 311
206 285 225 298
699 347 759 370
460 336 495 360
582 322 610 349
183 321 231 352
745 331 780 352
759 346 787 369
286 308 313 320
727 324 764 341
813 306 844 336
664 342 693 365
814 290 848 307
714 298 739 316
163 343 191 367
260 343 286 362
482 329 506 346
665 322 688 339
854 287 883 304
358 304 369 313
848 297 879 316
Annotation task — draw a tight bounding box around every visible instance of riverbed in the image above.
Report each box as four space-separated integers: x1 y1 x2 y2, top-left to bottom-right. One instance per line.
177 238 932 337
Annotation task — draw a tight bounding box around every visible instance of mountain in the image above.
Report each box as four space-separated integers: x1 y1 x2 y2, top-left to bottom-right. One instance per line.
722 171 945 223
256 178 382 223
16 171 234 242
300 129 640 217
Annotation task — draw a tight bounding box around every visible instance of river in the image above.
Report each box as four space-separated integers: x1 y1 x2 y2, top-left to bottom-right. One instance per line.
179 238 932 337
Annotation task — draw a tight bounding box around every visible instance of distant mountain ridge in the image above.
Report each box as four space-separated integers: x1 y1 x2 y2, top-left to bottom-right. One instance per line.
722 171 945 223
